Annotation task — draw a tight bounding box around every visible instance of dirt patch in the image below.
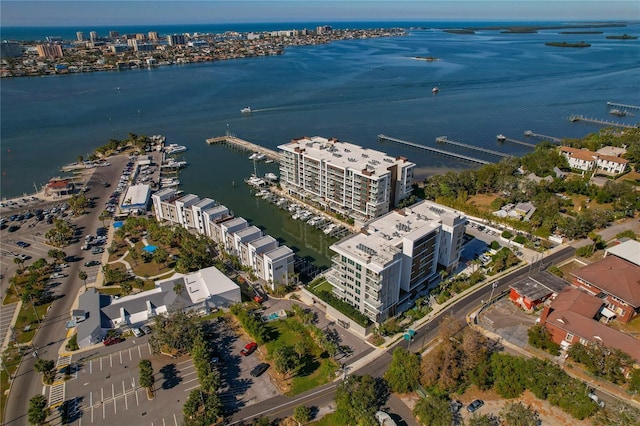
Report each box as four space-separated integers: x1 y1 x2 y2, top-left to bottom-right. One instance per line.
467 194 499 211
398 387 591 426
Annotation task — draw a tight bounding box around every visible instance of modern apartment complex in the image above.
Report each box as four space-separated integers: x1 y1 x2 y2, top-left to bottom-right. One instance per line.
278 136 415 224
151 189 294 290
325 200 466 323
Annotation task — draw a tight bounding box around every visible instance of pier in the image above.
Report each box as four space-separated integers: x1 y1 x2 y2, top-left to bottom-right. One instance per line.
523 130 562 144
607 101 640 111
205 135 279 162
435 136 512 158
496 135 536 148
377 134 491 165
569 115 637 129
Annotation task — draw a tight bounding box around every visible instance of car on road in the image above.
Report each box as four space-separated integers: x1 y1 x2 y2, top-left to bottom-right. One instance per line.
240 342 257 356
132 327 144 337
84 260 101 267
16 241 30 248
467 399 484 413
103 337 123 346
250 363 269 377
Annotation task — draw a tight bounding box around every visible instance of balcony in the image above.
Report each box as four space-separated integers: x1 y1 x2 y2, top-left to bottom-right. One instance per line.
364 296 382 309
325 269 346 291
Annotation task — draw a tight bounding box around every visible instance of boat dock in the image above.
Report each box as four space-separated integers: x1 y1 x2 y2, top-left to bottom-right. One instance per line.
523 130 561 144
205 135 279 162
378 134 491 165
607 101 640 111
496 135 536 148
435 136 512 158
569 115 637 129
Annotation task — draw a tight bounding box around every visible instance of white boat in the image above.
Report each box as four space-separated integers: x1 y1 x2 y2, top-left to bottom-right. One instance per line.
323 223 337 234
264 172 278 181
496 134 506 141
432 86 439 94
241 106 252 114
161 159 188 169
249 153 259 160
609 109 627 117
165 143 188 154
255 153 266 161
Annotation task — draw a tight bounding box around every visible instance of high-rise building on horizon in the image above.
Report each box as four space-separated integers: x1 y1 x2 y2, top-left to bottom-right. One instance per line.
76 31 84 42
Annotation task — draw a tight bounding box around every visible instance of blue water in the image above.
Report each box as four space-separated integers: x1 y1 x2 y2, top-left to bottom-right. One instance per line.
2 21 639 265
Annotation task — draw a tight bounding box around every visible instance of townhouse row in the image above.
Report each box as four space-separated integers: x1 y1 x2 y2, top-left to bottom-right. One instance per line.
151 188 294 290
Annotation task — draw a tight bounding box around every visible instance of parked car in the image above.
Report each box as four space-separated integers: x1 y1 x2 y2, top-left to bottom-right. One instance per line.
50 272 66 279
140 325 152 335
131 327 144 337
8 225 20 232
467 399 484 413
84 260 101 267
91 247 104 255
16 253 30 261
250 362 269 377
103 337 123 346
240 342 257 356
16 241 30 248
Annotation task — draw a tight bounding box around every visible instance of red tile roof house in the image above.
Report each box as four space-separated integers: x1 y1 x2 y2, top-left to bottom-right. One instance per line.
539 287 640 364
569 256 640 324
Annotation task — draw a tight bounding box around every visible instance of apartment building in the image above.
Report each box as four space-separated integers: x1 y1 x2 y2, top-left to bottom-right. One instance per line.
151 188 295 290
326 200 466 323
560 146 629 175
278 136 415 223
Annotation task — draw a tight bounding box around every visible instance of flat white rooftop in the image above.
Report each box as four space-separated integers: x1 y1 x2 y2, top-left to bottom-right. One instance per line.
279 136 414 177
122 184 151 208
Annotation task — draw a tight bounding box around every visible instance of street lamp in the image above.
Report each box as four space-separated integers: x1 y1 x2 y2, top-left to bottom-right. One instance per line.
489 282 498 302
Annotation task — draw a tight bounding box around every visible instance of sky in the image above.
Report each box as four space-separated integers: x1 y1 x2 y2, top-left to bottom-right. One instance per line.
1 0 639 27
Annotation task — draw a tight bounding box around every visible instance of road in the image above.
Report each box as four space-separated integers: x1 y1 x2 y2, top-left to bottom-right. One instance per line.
3 156 129 426
227 245 576 425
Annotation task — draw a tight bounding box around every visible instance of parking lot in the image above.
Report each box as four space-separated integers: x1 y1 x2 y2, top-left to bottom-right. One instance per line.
63 340 192 425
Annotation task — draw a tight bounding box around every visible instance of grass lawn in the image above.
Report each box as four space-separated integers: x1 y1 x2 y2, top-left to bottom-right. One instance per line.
0 347 22 421
15 302 51 344
310 279 333 294
467 193 499 212
309 413 339 425
264 317 339 396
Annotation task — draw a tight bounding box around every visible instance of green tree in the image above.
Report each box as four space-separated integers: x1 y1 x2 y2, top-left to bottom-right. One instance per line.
384 347 421 393
412 393 452 426
293 405 312 424
139 359 155 396
272 344 299 378
500 402 539 426
78 270 88 289
183 389 223 426
468 413 500 426
34 359 56 385
334 374 388 426
28 394 49 425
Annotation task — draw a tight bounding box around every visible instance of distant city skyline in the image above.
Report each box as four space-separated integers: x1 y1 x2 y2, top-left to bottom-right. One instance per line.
2 0 639 27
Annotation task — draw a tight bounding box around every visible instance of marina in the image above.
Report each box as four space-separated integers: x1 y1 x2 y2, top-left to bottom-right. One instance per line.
569 115 637 129
205 135 279 162
378 134 492 165
435 136 512 159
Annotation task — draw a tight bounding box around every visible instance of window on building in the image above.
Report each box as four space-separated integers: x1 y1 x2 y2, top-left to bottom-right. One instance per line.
566 333 574 342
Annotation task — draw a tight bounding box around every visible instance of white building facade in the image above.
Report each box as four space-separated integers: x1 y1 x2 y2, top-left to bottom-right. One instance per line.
326 200 466 323
278 136 415 223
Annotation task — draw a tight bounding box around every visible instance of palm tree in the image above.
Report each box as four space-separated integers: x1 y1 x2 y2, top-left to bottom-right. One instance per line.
173 283 184 310
13 257 24 273
78 270 88 290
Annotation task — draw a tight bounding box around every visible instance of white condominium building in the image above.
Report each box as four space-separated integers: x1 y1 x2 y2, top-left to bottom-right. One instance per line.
326 200 466 323
150 188 294 290
278 136 415 223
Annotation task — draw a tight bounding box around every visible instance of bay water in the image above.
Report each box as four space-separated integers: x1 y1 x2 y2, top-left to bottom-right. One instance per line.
2 21 639 265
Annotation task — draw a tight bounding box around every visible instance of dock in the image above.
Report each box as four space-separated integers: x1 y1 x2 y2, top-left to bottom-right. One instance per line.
607 101 640 111
569 115 637 129
496 135 536 148
523 130 561 144
435 136 512 158
206 135 279 162
378 134 491 165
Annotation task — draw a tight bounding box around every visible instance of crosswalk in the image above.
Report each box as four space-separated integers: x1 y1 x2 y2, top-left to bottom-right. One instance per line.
48 353 73 408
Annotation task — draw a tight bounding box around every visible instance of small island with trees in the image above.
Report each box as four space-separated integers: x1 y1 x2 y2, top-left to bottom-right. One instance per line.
606 33 638 40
